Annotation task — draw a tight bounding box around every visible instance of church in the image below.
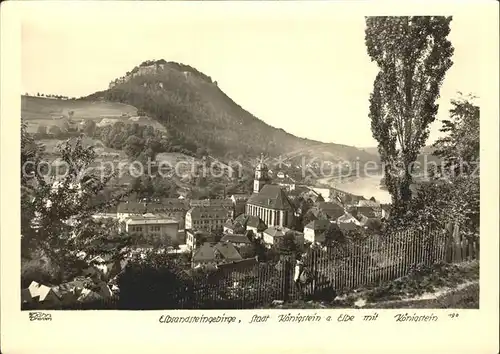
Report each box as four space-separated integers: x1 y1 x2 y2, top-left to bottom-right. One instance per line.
245 156 295 228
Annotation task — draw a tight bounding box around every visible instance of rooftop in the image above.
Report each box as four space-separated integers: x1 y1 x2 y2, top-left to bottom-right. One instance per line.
126 217 179 225
192 242 242 262
187 206 233 219
220 234 252 244
247 184 294 210
234 214 268 232
304 219 331 231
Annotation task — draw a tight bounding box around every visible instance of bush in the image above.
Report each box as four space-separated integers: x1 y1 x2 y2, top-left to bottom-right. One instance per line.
117 254 192 309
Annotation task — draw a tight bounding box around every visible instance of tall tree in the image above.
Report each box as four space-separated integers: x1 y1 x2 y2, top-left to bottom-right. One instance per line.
365 16 454 215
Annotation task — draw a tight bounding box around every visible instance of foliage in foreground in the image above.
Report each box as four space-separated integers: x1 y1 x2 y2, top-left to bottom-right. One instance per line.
21 124 132 285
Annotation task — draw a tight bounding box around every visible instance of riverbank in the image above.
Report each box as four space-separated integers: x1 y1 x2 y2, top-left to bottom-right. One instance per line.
317 173 391 203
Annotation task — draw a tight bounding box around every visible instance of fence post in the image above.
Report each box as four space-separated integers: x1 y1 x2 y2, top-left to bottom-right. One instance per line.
444 222 454 263
283 257 291 302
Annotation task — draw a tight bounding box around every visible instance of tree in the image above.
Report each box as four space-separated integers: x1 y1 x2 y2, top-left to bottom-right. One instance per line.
21 122 45 188
117 252 192 309
365 16 454 216
124 136 145 159
238 244 256 259
405 95 480 239
323 223 344 245
277 232 299 255
21 135 131 284
48 125 62 136
82 120 97 136
432 93 479 177
37 125 47 136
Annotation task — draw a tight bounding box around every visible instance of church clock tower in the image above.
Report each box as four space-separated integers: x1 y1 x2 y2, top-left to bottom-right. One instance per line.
253 154 269 193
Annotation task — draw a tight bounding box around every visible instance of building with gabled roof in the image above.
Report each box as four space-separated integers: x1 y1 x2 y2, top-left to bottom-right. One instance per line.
223 219 246 234
191 242 243 268
234 214 268 236
220 233 252 247
303 219 331 244
262 226 304 247
185 206 233 232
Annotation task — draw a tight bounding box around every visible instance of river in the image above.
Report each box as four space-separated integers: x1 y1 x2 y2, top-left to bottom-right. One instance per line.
317 173 392 204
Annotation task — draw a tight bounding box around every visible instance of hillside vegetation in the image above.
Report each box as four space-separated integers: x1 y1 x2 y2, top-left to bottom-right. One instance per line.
85 60 377 164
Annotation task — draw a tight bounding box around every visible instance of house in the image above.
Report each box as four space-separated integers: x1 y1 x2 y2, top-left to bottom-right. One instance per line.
91 212 117 221
309 187 331 202
185 229 216 250
314 202 346 221
275 173 296 191
337 220 362 234
355 200 382 218
185 206 233 232
51 277 113 304
25 281 61 308
223 219 246 234
117 202 146 220
287 185 311 201
234 214 268 237
262 226 304 248
117 199 190 228
353 206 380 227
337 213 362 227
125 215 180 245
356 199 381 208
330 187 365 206
190 199 234 210
230 194 250 217
220 234 252 247
381 204 391 220
302 189 325 204
303 219 331 244
86 255 129 281
191 242 243 268
149 198 190 228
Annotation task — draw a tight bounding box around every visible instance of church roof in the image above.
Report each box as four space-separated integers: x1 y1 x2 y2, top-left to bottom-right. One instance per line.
247 184 294 210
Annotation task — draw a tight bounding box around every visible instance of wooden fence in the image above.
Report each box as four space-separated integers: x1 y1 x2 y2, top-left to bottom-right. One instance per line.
28 224 479 310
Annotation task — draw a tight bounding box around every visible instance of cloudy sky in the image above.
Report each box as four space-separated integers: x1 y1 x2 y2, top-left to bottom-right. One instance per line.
21 2 484 147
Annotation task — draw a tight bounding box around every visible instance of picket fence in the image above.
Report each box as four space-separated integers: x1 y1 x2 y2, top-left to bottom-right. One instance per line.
33 224 479 310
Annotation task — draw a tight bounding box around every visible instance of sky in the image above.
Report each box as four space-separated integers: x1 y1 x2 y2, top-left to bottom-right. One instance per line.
20 2 485 147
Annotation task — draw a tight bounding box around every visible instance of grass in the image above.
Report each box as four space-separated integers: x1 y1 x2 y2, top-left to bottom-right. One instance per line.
364 283 479 309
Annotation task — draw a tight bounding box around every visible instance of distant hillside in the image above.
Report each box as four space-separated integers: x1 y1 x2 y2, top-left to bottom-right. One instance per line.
85 59 378 165
21 95 137 120
360 145 442 166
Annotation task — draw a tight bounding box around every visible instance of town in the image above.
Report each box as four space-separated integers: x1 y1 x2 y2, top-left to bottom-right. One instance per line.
19 15 480 311
22 156 393 308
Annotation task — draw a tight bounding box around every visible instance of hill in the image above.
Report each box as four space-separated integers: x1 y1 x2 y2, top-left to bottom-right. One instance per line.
84 59 378 166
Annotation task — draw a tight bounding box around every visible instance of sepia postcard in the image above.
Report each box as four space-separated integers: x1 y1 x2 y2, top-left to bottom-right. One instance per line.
1 1 499 353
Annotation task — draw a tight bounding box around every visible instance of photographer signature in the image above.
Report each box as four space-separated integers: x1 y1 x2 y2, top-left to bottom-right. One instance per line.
29 312 52 321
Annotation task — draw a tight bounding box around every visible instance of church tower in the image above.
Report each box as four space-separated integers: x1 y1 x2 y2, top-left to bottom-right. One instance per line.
253 154 269 193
